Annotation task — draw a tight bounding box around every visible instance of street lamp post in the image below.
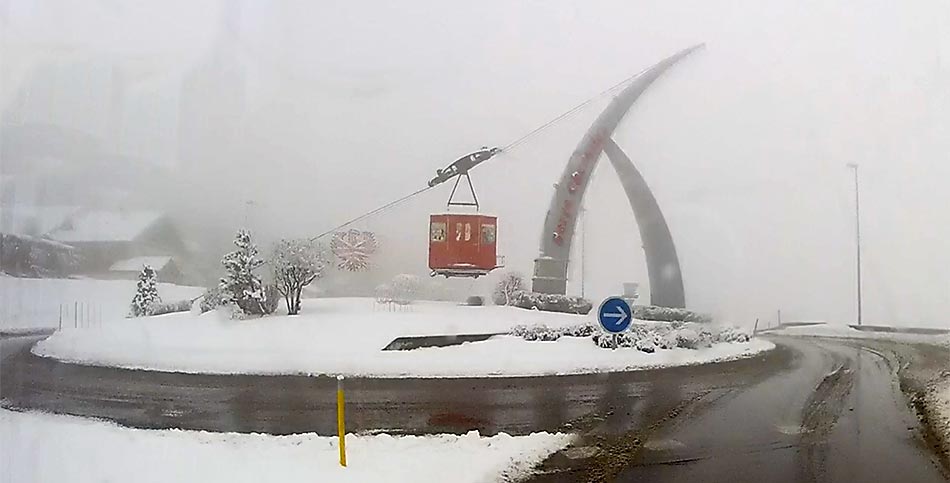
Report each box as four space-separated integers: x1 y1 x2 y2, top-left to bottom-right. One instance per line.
846 163 862 326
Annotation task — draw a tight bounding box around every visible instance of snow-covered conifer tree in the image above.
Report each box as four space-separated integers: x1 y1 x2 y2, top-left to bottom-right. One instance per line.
129 264 161 317
219 229 267 316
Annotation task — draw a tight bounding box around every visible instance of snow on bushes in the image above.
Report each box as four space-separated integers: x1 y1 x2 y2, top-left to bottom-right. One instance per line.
514 321 752 353
271 238 328 315
510 291 593 315
632 305 712 323
560 323 597 338
150 299 194 316
510 323 597 342
261 284 279 315
717 327 751 343
199 286 224 313
492 272 525 306
391 274 422 304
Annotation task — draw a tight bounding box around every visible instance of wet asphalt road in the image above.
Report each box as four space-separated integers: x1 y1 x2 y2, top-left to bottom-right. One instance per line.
1 335 947 481
606 338 947 482
0 335 782 436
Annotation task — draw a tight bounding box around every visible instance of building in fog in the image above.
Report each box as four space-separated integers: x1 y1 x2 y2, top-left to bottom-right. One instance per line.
44 209 190 283
108 256 185 284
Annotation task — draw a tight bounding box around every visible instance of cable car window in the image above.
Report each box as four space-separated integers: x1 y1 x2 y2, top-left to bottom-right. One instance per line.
481 224 496 244
464 223 471 241
430 222 446 242
456 223 463 241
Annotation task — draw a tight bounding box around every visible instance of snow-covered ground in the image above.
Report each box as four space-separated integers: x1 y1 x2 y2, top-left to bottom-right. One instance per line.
0 409 569 483
936 381 950 432
0 275 204 331
34 298 773 377
768 323 950 346
925 375 950 466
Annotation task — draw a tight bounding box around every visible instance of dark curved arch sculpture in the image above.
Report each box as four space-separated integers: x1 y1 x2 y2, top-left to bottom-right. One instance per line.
531 45 702 307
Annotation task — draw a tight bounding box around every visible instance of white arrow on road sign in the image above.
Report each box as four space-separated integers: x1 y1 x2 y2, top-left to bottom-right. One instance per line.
603 306 628 324
598 297 633 333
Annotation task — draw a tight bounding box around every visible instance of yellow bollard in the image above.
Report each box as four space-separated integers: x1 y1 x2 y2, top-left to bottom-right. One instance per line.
337 375 347 467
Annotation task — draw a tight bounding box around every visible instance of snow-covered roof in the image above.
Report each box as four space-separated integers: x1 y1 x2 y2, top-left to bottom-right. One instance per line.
0 205 81 237
109 256 173 272
47 210 164 243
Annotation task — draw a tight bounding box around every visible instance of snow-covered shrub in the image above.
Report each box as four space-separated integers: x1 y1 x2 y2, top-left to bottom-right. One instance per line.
510 323 596 341
672 328 700 349
592 332 637 348
391 274 422 304
375 284 393 304
715 327 751 343
271 239 328 315
685 323 717 348
465 295 485 306
219 229 268 317
510 291 592 315
632 305 712 323
519 324 563 342
150 299 193 316
129 265 161 317
199 286 224 313
657 331 679 350
593 332 616 348
597 323 749 351
560 323 596 338
261 284 279 315
635 338 656 353
510 324 530 338
492 271 525 306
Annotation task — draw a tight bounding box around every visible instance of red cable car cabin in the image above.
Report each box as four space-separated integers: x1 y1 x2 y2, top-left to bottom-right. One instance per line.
428 213 499 278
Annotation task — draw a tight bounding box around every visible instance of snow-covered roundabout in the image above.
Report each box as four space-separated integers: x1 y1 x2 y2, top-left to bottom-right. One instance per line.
33 298 774 377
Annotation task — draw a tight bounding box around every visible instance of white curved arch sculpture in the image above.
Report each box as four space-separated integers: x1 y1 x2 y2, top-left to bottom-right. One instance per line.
531 45 702 307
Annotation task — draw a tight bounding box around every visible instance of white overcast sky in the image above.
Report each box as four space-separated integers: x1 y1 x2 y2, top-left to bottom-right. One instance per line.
2 0 948 326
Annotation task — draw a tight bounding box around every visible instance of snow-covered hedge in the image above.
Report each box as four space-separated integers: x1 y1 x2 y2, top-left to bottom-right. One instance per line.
199 286 224 313
715 326 751 343
150 299 194 316
632 305 712 323
510 323 596 341
510 291 592 315
514 321 751 353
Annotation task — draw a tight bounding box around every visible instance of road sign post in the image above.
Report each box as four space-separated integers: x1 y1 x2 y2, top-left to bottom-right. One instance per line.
598 297 632 334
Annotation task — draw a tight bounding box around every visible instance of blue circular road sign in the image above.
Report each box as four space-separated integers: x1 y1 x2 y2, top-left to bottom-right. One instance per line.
598 297 632 333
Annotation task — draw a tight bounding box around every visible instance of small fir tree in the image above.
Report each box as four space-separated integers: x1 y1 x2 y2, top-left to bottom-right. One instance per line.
129 264 161 317
219 229 267 316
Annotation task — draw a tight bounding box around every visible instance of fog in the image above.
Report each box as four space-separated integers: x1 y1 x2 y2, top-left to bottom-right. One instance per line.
2 0 948 327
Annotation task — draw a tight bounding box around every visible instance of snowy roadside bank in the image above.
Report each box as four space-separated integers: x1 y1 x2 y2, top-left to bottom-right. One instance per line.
33 298 772 377
767 323 950 346
920 372 950 472
0 409 570 483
